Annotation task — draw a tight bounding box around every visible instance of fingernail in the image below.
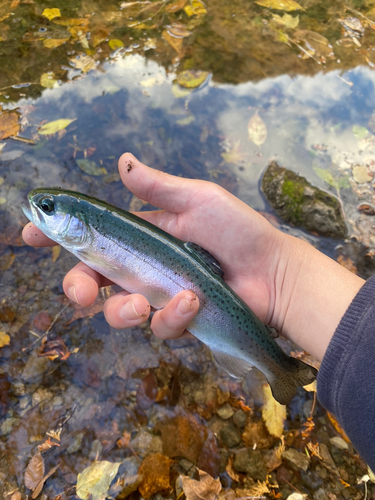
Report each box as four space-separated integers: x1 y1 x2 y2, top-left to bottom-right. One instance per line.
120 300 139 320
177 293 196 315
67 285 80 305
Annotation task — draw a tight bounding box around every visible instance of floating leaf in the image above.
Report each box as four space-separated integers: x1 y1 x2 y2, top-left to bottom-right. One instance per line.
176 115 195 125
313 167 336 187
70 55 96 73
76 461 121 500
261 384 286 438
138 453 171 499
162 30 183 52
76 159 107 176
25 451 45 491
167 23 192 38
166 0 188 12
0 112 19 140
140 74 165 87
43 37 70 48
177 70 209 88
181 469 221 500
40 73 58 89
184 0 207 17
272 13 299 28
0 331 10 348
255 0 303 11
42 8 61 21
247 111 267 146
352 165 373 183
353 125 369 140
39 118 76 135
294 30 334 61
108 39 124 50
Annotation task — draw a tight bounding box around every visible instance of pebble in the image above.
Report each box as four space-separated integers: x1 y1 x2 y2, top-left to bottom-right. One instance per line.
19 394 31 410
282 448 310 472
233 409 247 428
313 488 330 500
67 432 85 454
32 388 53 408
12 381 25 396
219 423 241 448
52 396 64 407
233 448 267 481
330 436 348 450
217 403 234 420
1 417 19 435
89 439 103 460
130 430 163 456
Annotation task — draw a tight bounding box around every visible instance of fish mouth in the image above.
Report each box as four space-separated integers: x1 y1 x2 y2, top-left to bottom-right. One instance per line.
21 203 33 222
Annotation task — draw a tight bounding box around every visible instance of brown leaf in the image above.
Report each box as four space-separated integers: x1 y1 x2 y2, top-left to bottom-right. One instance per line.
136 372 158 410
68 295 105 324
242 420 274 449
138 453 171 499
160 414 207 464
25 451 45 491
162 29 183 52
32 312 52 331
31 462 60 499
181 469 221 500
165 0 187 13
0 112 19 139
38 336 71 361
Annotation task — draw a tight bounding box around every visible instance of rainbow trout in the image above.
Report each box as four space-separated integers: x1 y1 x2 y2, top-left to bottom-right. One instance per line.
22 188 317 404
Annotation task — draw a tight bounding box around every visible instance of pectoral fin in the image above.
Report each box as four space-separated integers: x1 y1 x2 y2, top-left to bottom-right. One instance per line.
212 351 253 378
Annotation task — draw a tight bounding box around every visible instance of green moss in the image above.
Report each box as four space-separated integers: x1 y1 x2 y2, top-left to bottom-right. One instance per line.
281 178 305 225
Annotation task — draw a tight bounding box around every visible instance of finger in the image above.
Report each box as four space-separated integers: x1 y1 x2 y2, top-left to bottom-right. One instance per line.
103 292 151 329
118 152 212 213
150 290 199 339
63 262 113 307
22 223 57 247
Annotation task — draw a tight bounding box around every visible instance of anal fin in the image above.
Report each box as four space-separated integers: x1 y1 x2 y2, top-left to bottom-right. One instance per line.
212 351 253 378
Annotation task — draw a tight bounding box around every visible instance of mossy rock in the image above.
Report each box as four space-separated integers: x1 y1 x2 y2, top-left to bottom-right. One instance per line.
262 161 347 239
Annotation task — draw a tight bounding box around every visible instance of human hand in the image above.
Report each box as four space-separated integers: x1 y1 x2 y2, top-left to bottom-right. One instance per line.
22 153 365 360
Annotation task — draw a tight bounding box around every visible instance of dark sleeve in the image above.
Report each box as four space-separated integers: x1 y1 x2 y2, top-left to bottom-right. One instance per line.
317 275 375 469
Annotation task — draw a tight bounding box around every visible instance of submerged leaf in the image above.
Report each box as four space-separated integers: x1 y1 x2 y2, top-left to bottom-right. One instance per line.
39 118 76 135
108 39 124 50
138 453 171 499
0 331 10 348
272 13 299 28
40 73 59 89
42 8 61 21
0 112 19 140
166 0 188 12
184 0 207 16
162 30 183 52
76 159 107 176
353 124 369 139
177 70 209 88
261 384 286 438
25 451 45 491
255 0 303 11
76 461 121 500
247 112 267 146
43 37 70 48
181 469 221 500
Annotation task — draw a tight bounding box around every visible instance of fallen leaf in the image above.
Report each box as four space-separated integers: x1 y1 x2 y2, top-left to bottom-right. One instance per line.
304 380 317 392
353 125 369 139
51 245 61 263
76 159 107 176
181 469 221 500
31 463 60 499
76 461 121 500
108 38 124 50
43 37 70 48
138 453 171 499
0 112 19 139
272 13 299 28
0 331 10 348
162 29 183 52
70 54 97 73
0 0 19 22
42 8 61 21
247 111 267 146
184 0 207 16
167 23 192 38
160 414 207 463
39 118 76 135
293 30 334 62
261 384 286 438
352 165 373 183
25 451 45 491
327 412 351 443
0 251 15 271
166 0 188 12
176 115 195 125
255 0 303 10
39 336 71 361
177 70 209 88
40 73 59 89
337 255 357 274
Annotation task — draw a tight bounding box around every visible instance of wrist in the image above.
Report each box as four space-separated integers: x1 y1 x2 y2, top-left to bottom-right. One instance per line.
273 235 365 361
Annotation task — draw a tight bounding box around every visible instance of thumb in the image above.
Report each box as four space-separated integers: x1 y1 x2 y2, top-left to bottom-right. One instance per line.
118 153 208 213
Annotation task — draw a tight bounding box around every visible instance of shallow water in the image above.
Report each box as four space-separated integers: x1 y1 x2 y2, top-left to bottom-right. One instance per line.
0 0 374 498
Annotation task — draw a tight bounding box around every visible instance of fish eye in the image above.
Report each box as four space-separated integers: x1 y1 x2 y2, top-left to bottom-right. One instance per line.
39 197 55 214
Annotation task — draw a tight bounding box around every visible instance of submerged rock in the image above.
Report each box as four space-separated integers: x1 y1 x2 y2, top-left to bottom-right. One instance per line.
262 161 347 238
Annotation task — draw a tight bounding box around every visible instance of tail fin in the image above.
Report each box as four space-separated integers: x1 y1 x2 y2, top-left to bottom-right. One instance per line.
268 360 318 405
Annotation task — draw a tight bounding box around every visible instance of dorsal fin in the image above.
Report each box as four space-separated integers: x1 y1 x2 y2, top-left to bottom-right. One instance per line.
184 242 224 278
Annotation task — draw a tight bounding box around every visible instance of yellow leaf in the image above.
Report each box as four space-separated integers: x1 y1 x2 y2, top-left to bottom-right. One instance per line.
176 115 195 125
255 0 303 11
352 165 373 183
166 0 188 13
108 39 124 50
76 461 121 500
51 245 61 263
261 384 286 438
0 112 19 140
40 73 58 89
184 0 207 17
247 111 267 146
70 54 97 73
42 8 61 21
304 380 317 392
272 13 299 28
43 37 70 48
0 331 10 348
162 29 183 52
39 118 76 135
177 70 209 88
